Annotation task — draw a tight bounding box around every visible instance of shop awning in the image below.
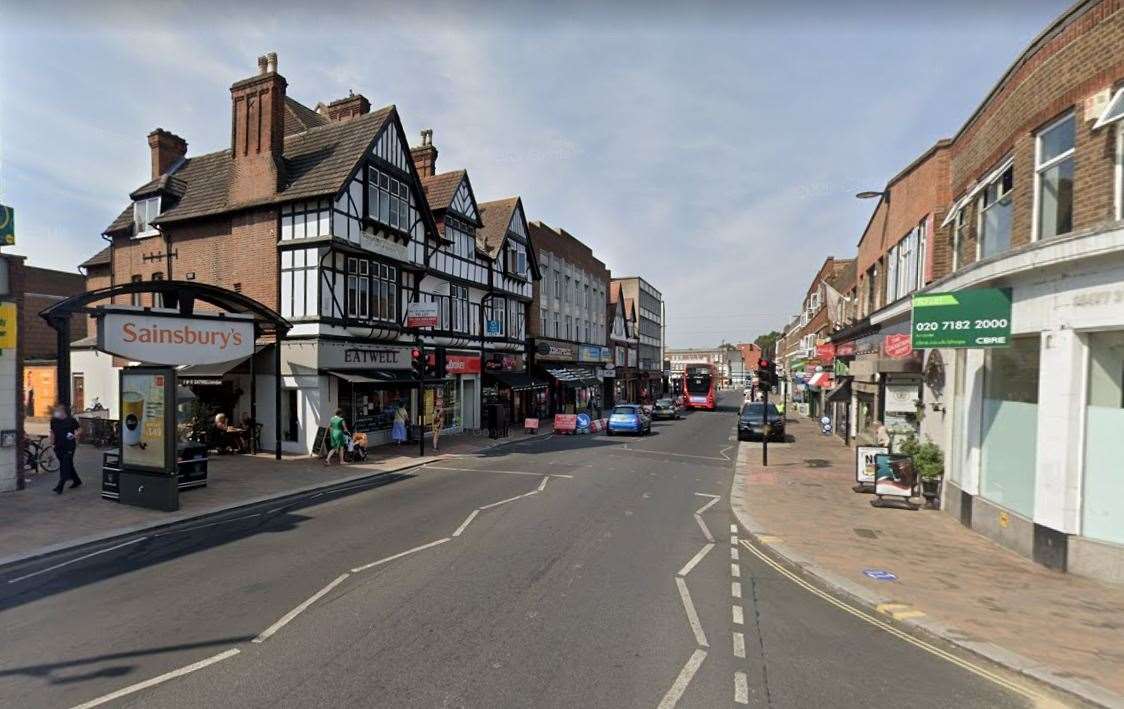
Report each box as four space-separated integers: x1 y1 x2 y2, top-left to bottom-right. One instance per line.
178 345 268 384
545 367 599 388
487 371 549 392
826 377 852 402
328 370 418 385
807 371 832 389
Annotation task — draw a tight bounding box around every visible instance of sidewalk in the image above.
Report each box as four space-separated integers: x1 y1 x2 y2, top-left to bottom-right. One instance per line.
1 423 552 569
730 417 1124 708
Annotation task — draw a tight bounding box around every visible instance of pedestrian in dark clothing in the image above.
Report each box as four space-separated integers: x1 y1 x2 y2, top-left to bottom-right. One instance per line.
50 403 81 494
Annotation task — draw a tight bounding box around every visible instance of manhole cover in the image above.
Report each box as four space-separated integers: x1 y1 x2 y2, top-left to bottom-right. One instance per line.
804 459 832 468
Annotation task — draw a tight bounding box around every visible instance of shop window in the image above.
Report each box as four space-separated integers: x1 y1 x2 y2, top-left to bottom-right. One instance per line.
979 337 1040 518
1082 331 1124 544
1035 112 1075 240
979 165 1014 258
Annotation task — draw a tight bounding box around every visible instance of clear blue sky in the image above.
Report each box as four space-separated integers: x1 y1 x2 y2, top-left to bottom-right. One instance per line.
0 0 1066 347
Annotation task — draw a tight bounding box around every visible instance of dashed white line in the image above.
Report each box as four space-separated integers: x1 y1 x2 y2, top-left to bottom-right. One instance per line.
678 543 715 577
732 581 742 599
656 648 708 709
694 514 714 542
734 671 749 704
732 632 746 659
730 547 739 561
70 648 241 709
254 573 350 642
479 493 529 510
731 563 741 578
675 577 709 648
536 475 549 492
730 524 738 534
730 535 738 546
452 510 479 537
350 538 451 573
732 605 744 625
693 492 720 514
8 537 146 584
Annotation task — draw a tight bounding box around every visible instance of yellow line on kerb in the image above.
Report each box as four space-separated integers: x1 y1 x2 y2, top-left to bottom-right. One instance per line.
738 538 1045 703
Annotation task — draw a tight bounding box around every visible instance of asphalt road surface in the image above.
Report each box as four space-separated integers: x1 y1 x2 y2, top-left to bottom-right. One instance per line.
0 393 1052 708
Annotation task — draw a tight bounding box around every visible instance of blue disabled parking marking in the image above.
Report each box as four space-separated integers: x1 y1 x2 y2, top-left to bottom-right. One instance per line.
863 569 897 581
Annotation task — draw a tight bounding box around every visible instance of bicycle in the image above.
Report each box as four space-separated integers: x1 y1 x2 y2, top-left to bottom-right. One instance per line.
23 435 60 476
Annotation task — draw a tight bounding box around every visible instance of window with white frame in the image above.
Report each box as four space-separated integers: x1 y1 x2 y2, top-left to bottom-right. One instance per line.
952 208 968 270
505 241 527 277
367 167 413 233
979 164 1014 258
346 258 370 319
133 197 160 237
446 217 476 259
281 248 319 319
1035 112 1076 240
885 243 899 304
450 284 469 332
281 200 331 240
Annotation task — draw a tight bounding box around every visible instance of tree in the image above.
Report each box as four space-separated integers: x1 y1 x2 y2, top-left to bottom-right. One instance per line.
754 330 781 358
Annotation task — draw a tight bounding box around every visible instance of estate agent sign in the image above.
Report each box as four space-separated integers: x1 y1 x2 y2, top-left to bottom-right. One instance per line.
911 288 1012 349
99 311 255 366
406 301 440 328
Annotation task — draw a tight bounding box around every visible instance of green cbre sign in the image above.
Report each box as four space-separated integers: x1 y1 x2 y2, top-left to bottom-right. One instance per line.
911 288 1012 349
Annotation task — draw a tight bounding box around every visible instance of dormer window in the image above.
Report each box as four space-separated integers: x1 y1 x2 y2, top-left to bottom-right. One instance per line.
133 196 161 237
505 241 527 278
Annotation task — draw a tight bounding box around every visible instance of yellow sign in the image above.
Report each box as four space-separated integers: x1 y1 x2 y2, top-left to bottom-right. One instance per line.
0 302 16 349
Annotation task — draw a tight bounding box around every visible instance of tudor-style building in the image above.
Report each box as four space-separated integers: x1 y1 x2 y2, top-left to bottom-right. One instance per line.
72 53 539 454
608 283 639 404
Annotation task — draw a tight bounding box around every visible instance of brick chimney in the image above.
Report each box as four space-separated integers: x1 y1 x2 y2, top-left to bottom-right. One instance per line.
228 52 287 205
322 91 370 123
147 128 187 179
410 129 438 178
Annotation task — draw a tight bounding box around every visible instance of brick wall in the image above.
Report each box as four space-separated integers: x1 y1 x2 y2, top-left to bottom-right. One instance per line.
20 266 87 360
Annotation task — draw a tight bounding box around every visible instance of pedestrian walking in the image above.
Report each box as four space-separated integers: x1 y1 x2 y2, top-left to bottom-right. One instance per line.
324 408 349 466
391 400 408 445
432 400 444 450
50 403 81 494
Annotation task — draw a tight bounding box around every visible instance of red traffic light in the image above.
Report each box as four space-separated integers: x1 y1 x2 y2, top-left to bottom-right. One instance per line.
411 348 421 360
758 359 770 369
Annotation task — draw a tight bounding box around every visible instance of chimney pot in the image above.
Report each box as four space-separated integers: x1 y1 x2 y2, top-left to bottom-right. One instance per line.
257 55 268 75
266 52 278 74
411 129 438 177
229 53 287 204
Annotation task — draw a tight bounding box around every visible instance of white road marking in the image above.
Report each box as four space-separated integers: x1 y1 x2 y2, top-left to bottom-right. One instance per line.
423 465 545 477
734 671 749 704
739 540 1044 701
351 538 451 573
693 514 714 542
537 476 549 492
254 573 350 642
733 632 746 659
656 648 708 709
675 577 709 648
693 493 719 514
677 543 715 577
479 493 529 510
732 605 744 625
731 563 741 578
730 547 739 561
8 537 146 584
627 448 725 461
732 582 742 599
70 648 241 709
730 524 738 534
155 515 262 537
452 510 479 537
550 473 574 479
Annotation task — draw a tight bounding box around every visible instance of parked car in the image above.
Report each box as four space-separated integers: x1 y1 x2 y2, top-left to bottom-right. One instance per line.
651 398 680 420
607 404 652 436
737 402 785 441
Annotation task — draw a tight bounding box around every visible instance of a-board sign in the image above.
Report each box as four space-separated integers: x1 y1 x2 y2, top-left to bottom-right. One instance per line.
855 446 888 486
312 426 329 456
873 453 917 498
554 414 578 432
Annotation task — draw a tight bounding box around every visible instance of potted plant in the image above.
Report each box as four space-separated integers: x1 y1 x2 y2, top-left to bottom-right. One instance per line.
901 435 944 505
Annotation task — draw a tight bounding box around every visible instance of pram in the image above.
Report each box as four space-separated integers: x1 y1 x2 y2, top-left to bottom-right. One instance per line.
346 431 369 462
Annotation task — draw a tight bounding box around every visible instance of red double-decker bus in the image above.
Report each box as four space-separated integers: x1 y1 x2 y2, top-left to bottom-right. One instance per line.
683 364 717 410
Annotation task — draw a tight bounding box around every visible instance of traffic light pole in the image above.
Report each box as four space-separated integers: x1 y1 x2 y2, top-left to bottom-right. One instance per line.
762 386 768 467
417 342 426 458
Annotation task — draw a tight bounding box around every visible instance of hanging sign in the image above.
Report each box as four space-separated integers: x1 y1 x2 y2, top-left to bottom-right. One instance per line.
99 312 254 366
406 301 439 328
911 288 1012 349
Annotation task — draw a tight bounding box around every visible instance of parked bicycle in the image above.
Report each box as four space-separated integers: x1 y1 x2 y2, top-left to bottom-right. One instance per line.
23 435 60 476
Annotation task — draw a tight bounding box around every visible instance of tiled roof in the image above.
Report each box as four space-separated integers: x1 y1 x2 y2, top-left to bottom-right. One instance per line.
420 171 464 214
80 246 112 268
129 172 188 200
284 96 327 136
105 105 396 233
477 197 519 259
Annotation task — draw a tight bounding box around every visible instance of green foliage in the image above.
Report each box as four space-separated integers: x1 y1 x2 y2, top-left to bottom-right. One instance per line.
900 435 944 479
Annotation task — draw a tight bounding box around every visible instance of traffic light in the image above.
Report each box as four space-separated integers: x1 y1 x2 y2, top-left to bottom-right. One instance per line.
424 347 447 380
412 347 425 379
756 358 777 388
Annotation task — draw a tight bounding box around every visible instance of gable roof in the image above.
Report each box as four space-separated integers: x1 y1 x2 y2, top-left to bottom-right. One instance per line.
477 197 519 258
284 96 328 135
421 171 465 216
105 105 397 234
80 246 112 269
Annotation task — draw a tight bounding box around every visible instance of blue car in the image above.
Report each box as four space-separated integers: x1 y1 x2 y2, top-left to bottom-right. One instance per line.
607 404 651 436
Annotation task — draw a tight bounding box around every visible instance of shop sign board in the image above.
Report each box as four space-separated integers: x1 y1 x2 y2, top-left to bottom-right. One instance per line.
0 302 16 349
406 301 439 328
815 342 836 363
320 341 413 370
855 445 888 486
578 345 611 363
485 352 524 371
911 288 1012 349
873 452 917 499
429 353 481 374
835 341 856 357
884 383 919 413
0 203 14 245
882 333 913 359
99 312 254 366
535 339 577 362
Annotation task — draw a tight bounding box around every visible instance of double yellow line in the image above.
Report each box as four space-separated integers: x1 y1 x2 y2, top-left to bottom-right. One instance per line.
738 538 1057 705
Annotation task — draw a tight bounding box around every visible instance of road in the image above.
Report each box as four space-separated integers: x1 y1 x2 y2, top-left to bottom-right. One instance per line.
1 392 1045 708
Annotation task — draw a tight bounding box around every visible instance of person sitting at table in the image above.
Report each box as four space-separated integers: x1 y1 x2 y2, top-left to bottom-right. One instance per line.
214 413 246 453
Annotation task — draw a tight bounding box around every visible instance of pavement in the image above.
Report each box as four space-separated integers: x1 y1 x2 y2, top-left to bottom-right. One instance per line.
0 393 1074 708
1 423 553 570
730 414 1124 708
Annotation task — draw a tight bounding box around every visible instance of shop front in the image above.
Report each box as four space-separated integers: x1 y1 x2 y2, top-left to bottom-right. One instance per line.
531 338 607 416
483 352 548 424
875 318 923 451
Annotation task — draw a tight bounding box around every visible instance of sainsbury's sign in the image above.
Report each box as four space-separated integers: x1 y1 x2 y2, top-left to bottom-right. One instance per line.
98 312 255 366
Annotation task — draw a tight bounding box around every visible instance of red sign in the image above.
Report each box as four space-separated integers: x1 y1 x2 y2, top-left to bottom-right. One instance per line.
554 414 578 432
836 342 856 357
816 342 836 363
882 333 914 359
427 353 481 374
